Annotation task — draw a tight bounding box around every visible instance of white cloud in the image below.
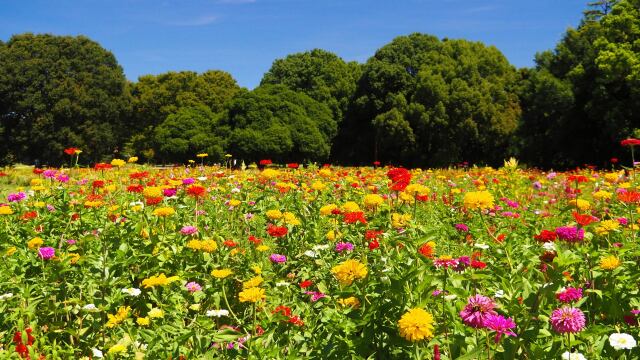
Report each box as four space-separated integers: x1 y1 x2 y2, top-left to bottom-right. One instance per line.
165 15 219 26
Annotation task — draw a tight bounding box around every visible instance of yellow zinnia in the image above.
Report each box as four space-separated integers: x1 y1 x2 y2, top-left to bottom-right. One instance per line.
600 255 621 270
152 207 175 217
363 194 384 208
211 269 233 279
331 259 368 286
141 273 180 288
239 287 266 303
398 308 435 342
463 191 495 210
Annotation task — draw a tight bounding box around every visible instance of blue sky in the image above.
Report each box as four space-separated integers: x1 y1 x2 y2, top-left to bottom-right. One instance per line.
1 0 588 88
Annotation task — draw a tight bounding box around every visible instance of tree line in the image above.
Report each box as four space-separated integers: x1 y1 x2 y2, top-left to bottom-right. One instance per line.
0 0 637 169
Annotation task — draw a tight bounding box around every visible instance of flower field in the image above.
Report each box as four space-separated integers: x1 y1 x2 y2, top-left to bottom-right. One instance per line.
1 160 640 359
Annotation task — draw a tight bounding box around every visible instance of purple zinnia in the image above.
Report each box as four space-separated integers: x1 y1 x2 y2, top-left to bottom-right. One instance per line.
182 178 195 185
185 282 202 293
483 314 517 343
38 247 55 260
556 287 583 304
7 192 26 202
180 226 198 235
335 242 354 253
459 294 498 328
550 306 586 334
270 254 287 263
555 226 584 243
163 188 177 197
454 223 469 232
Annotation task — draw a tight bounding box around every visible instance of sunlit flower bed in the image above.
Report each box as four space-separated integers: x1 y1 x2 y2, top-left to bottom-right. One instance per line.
1 159 640 359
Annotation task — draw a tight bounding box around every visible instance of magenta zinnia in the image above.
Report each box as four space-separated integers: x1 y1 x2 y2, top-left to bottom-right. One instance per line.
556 287 583 304
483 314 517 343
459 294 498 328
550 306 586 333
38 247 55 260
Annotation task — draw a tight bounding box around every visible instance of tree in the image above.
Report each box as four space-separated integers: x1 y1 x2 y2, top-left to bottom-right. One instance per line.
260 49 361 123
153 105 224 163
128 70 241 162
584 0 619 21
336 33 521 166
0 33 131 165
518 0 639 167
218 85 336 163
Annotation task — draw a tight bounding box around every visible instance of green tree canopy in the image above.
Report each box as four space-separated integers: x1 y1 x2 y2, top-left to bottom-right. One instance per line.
127 70 241 162
260 49 361 122
0 33 131 164
218 85 336 163
153 105 224 163
518 0 640 167
337 33 521 167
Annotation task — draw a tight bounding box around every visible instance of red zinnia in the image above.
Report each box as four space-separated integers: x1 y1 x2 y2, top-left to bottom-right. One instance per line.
387 167 411 192
94 163 112 170
127 184 144 193
621 138 640 147
186 185 206 197
618 190 640 204
343 211 367 224
267 224 288 237
145 197 163 206
368 239 380 251
287 163 299 169
64 147 79 155
418 243 435 258
259 159 273 166
299 280 313 289
21 211 38 220
365 230 383 240
572 212 597 226
534 230 557 242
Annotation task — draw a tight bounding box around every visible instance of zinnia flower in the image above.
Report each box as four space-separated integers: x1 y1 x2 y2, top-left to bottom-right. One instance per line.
600 255 621 270
185 282 202 293
331 259 368 286
269 254 287 263
556 287 583 303
463 191 495 210
38 247 55 260
483 314 517 342
180 226 198 235
550 307 586 334
398 308 435 341
609 332 637 350
555 226 584 242
459 294 498 328
239 287 266 303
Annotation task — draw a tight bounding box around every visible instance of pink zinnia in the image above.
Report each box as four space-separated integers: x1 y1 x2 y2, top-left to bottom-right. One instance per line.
38 247 55 260
460 294 498 328
269 254 287 263
180 226 198 235
483 314 517 343
434 257 459 269
305 291 326 302
550 307 586 333
163 188 177 197
556 287 583 304
185 282 202 293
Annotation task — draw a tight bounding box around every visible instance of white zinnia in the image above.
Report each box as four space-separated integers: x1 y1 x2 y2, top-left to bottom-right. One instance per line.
83 304 99 312
561 351 587 360
0 293 13 301
609 332 637 350
206 309 229 317
92 348 104 358
121 288 141 297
